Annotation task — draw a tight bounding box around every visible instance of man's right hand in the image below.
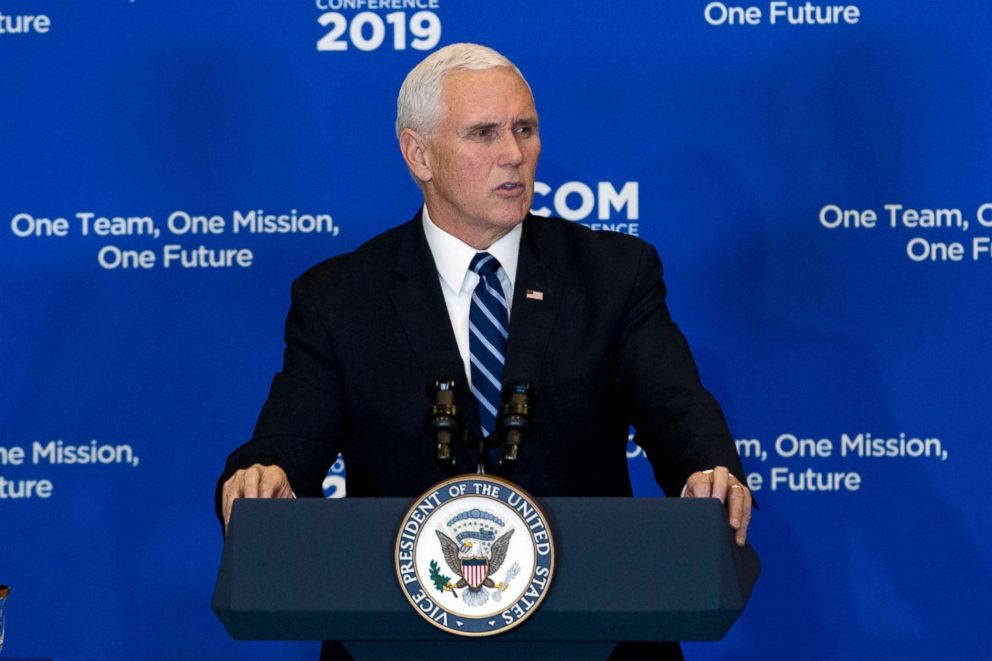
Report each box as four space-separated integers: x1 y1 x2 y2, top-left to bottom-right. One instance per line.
221 463 293 534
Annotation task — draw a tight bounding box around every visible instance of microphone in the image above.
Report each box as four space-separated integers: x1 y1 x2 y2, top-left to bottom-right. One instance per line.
428 380 462 475
497 383 534 474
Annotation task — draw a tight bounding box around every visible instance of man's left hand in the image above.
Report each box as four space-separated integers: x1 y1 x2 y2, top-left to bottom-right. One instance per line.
684 466 752 547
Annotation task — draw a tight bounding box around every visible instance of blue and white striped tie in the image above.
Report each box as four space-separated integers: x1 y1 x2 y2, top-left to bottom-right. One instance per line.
468 252 508 439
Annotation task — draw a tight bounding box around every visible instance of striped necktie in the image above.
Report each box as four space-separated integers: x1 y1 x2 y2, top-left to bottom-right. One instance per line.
468 252 508 439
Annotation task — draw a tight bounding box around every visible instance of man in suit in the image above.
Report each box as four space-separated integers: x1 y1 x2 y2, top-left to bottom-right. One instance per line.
216 43 752 655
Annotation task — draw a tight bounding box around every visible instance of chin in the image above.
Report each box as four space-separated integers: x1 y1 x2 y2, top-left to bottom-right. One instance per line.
494 203 531 225
491 214 527 230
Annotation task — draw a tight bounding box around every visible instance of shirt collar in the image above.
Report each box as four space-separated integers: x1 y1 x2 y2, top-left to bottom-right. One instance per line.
421 206 522 294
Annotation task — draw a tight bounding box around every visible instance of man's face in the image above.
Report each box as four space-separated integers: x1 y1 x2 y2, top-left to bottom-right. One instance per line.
421 67 540 246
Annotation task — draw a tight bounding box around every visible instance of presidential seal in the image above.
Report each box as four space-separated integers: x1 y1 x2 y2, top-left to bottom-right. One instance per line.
394 475 555 636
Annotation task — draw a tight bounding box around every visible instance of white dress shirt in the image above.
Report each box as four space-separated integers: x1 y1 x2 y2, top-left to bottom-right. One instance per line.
421 206 522 387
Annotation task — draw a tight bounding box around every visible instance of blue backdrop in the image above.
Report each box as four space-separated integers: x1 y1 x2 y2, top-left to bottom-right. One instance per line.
1 1 990 659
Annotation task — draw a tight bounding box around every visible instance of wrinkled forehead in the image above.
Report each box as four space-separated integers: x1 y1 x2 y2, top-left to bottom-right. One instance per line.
438 67 538 123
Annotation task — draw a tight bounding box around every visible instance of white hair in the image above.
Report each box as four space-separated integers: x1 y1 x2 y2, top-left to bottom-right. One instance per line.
395 43 528 139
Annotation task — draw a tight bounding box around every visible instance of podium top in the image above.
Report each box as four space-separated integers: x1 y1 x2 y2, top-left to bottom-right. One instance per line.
213 496 759 642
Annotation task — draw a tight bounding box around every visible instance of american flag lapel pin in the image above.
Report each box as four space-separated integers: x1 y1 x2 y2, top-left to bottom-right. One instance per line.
525 289 544 301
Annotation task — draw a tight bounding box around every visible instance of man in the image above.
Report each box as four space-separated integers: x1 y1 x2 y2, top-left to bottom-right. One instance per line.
217 42 751 657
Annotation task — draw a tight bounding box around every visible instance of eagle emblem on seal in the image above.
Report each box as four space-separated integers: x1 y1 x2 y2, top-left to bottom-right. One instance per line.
432 508 517 607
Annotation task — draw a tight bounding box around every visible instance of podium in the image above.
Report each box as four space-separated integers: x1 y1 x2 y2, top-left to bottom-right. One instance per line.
213 497 759 660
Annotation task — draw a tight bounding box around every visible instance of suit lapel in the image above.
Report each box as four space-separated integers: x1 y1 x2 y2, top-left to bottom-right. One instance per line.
388 213 564 443
389 214 477 430
504 217 566 389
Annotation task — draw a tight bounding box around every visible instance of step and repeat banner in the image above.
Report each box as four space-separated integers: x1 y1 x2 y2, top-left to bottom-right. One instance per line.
1 1 989 659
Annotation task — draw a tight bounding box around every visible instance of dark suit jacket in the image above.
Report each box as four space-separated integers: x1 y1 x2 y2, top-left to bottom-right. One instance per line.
216 212 742 516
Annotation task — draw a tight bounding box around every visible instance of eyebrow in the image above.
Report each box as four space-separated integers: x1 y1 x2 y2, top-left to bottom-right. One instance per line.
461 118 539 134
464 121 501 133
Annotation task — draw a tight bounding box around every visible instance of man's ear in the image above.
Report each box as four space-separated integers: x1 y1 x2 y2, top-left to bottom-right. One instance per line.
399 128 433 183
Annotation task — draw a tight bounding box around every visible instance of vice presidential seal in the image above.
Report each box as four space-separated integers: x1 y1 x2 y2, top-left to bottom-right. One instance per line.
394 475 555 636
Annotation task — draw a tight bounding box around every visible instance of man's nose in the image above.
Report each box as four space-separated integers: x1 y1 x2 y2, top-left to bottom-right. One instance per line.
498 131 525 166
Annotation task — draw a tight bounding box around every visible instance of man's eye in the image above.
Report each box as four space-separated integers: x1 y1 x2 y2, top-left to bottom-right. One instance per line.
472 128 494 139
514 125 534 138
